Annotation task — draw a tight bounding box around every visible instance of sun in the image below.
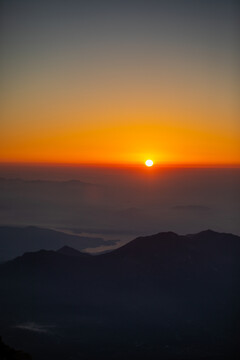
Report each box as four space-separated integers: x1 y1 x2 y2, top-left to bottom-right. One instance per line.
145 159 154 167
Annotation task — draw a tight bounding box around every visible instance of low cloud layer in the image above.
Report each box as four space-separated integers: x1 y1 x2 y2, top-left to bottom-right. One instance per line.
13 322 55 334
0 168 239 241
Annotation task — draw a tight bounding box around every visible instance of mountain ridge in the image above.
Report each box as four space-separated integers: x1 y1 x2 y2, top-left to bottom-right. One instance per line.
0 225 118 262
1 228 240 266
0 229 239 360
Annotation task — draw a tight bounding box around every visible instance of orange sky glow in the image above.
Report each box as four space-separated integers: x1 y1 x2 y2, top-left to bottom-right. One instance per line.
1 0 239 167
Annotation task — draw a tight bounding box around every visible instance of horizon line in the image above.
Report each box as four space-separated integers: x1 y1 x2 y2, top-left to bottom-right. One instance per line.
0 161 240 169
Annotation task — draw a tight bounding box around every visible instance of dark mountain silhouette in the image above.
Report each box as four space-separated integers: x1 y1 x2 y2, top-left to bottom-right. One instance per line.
0 230 239 359
0 226 118 262
57 245 88 257
0 336 32 360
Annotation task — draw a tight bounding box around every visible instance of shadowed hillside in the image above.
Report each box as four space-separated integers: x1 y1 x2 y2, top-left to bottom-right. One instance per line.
0 230 239 359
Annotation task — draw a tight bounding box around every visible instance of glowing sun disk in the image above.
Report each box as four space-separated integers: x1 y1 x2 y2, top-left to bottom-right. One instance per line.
145 159 154 167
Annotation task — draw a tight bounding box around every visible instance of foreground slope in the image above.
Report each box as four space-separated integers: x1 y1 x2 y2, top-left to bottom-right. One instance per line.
0 230 239 359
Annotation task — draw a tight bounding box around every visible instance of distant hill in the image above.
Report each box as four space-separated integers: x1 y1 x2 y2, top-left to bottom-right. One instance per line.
0 230 239 359
0 225 118 262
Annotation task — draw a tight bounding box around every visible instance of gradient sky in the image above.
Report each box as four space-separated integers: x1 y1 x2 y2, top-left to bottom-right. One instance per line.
1 0 239 165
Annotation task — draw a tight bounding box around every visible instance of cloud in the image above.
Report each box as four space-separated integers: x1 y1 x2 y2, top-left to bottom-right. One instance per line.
13 322 55 334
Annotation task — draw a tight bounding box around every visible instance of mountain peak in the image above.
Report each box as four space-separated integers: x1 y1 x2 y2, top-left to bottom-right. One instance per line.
57 245 88 257
110 231 184 260
198 229 219 235
187 229 233 239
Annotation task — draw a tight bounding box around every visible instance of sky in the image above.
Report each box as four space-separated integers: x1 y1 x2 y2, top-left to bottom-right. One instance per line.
1 0 239 165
